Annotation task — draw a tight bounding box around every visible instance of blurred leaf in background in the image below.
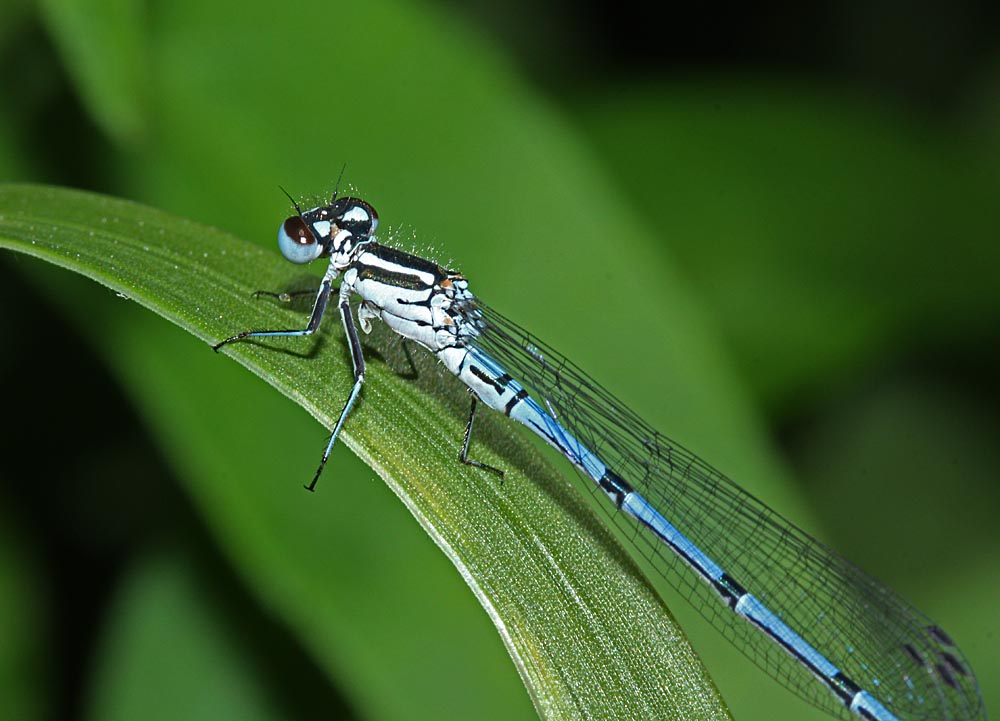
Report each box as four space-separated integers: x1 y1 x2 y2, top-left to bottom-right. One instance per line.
0 1 997 720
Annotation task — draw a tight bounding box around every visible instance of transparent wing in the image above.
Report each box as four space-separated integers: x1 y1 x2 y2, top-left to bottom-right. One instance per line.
469 301 984 721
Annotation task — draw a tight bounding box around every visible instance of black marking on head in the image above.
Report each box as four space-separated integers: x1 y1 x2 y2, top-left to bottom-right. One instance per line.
324 197 378 240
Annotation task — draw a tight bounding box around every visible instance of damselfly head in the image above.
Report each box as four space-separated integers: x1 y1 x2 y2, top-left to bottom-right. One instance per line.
277 214 325 264
276 197 379 265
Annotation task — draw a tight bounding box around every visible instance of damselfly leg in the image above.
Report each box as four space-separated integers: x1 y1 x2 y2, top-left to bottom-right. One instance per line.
305 285 366 492
460 394 505 480
212 281 334 351
213 280 366 492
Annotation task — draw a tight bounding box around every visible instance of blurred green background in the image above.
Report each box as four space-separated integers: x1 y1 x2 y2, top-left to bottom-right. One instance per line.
1 1 998 720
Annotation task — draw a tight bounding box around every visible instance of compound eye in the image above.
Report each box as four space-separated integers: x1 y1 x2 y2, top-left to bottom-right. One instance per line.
277 216 324 264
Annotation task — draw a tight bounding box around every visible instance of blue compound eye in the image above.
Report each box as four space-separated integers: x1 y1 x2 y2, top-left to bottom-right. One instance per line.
277 216 324 264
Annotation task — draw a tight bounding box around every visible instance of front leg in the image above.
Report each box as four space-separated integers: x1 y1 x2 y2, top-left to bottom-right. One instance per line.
305 283 366 492
212 280 334 351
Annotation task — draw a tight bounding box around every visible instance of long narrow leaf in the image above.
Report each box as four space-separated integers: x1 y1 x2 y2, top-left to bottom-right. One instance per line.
0 183 730 721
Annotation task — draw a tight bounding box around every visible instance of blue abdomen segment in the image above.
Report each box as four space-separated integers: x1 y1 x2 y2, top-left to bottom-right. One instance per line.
512 394 609 483
459 348 899 721
852 692 899 721
462 348 611 483
461 348 900 721
583 465 904 721
621 492 726 585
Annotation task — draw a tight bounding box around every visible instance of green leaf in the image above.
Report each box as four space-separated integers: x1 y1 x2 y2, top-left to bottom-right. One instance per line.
575 82 1000 411
0 182 730 721
86 550 290 721
39 0 147 145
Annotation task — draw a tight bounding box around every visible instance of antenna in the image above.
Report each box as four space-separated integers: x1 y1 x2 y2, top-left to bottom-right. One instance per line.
332 163 348 201
278 185 302 215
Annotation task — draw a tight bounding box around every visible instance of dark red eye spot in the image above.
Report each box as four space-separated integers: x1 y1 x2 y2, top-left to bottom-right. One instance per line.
277 215 323 264
284 217 312 245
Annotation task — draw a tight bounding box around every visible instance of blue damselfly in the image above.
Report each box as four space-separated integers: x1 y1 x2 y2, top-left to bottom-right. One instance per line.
214 191 984 721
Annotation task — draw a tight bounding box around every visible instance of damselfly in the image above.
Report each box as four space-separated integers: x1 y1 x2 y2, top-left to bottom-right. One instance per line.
214 191 984 721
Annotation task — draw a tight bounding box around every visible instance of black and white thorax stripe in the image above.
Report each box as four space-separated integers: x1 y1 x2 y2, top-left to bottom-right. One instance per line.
342 243 542 421
344 244 476 360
